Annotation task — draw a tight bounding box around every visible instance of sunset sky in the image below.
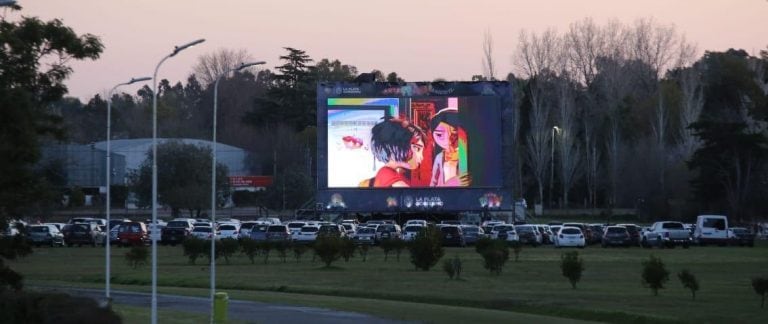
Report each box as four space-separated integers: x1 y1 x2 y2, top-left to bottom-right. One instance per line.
14 0 768 100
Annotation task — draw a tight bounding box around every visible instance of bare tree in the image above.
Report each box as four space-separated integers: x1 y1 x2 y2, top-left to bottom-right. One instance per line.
193 48 255 86
483 30 496 80
677 67 704 159
516 29 559 205
565 17 604 87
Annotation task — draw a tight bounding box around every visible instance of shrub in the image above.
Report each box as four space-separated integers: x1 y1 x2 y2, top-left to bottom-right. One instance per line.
752 277 768 308
339 238 356 262
442 256 463 280
475 237 494 254
560 251 584 289
0 291 121 323
380 239 396 261
314 234 342 267
677 269 699 301
510 240 522 262
392 238 407 261
218 238 240 264
273 240 290 263
292 244 308 263
358 244 370 262
240 238 259 264
480 240 509 276
258 240 273 264
124 245 148 269
408 227 444 271
182 236 206 265
641 255 669 296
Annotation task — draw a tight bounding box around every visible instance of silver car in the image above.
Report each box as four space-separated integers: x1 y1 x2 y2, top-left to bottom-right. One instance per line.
27 224 65 247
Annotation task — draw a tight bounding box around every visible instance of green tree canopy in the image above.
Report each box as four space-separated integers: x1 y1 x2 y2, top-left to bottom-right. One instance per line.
130 141 230 217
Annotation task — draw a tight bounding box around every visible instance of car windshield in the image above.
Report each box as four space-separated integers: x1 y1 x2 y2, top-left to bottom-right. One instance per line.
357 228 375 234
702 218 726 230
29 226 49 233
301 227 319 233
606 227 627 234
662 222 684 229
267 226 287 232
240 223 257 230
404 226 423 232
462 227 478 234
377 225 395 232
342 224 353 230
562 228 581 235
167 221 189 228
732 228 747 234
441 226 460 234
288 223 305 229
219 225 236 230
516 226 534 232
193 227 211 233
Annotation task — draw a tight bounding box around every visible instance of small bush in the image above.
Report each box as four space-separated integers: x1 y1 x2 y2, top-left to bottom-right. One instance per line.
392 238 407 261
380 239 396 261
182 236 206 265
358 244 370 262
339 238 356 262
219 238 240 264
510 240 522 262
480 240 509 276
258 240 273 264
0 291 121 323
124 245 148 269
678 269 699 301
641 255 669 296
202 240 220 263
752 277 768 308
475 237 494 254
408 227 444 271
292 244 308 263
314 234 342 268
442 256 463 280
240 238 259 264
560 251 584 289
273 240 290 263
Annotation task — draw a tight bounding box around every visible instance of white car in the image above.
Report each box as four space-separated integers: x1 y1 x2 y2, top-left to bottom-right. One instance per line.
405 219 428 227
555 227 586 248
402 225 425 241
191 226 218 240
218 223 240 239
295 225 320 243
491 225 518 242
286 222 307 240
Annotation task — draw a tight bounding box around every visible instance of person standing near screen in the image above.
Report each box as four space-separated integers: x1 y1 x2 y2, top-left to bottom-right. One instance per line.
430 107 470 187
362 117 425 187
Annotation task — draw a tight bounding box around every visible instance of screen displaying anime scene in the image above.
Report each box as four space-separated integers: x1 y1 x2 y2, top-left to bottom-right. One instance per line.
326 96 502 189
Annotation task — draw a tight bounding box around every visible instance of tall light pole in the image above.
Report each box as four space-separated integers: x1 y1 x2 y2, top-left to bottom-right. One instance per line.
105 76 150 304
210 61 264 323
550 126 560 208
150 38 204 324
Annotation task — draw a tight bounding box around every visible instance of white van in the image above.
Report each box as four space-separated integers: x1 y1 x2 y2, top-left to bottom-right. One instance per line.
693 215 729 245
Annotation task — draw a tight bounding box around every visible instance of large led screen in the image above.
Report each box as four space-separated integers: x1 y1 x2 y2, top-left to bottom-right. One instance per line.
326 96 502 189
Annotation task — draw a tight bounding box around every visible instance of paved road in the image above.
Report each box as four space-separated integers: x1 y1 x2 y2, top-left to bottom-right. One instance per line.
37 287 412 324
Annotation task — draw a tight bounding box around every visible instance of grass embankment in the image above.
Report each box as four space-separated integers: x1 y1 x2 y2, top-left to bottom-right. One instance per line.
11 241 768 323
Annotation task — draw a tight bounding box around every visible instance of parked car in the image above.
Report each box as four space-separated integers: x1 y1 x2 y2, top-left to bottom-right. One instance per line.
376 224 401 241
402 225 425 242
266 225 291 241
117 222 149 246
249 224 270 241
440 225 466 247
352 227 377 245
491 224 518 242
554 227 586 248
239 221 259 237
190 226 218 240
218 223 240 240
295 225 320 243
616 223 642 246
515 225 542 246
694 215 730 246
285 222 307 238
27 224 65 247
341 223 357 236
588 224 605 244
729 227 755 247
459 225 485 245
601 226 632 247
108 225 120 245
64 223 104 247
535 225 554 244
161 220 194 245
405 219 428 227
642 221 691 248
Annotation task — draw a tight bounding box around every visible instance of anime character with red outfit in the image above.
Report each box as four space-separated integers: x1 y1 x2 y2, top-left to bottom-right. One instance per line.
360 117 426 187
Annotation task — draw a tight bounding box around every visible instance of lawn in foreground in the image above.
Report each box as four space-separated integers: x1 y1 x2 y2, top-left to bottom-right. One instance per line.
11 241 768 323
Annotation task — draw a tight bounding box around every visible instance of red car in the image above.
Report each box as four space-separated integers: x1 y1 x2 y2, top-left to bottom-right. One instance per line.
117 222 149 246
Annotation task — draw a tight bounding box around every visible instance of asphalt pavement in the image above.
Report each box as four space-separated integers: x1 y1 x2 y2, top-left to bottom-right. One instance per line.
34 287 412 324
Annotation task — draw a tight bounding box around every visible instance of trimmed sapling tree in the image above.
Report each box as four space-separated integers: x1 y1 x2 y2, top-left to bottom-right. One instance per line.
510 240 522 262
641 255 669 296
292 243 308 263
409 227 445 271
441 255 463 280
358 244 370 262
339 237 356 262
560 251 584 289
677 269 699 300
479 239 509 275
182 236 206 265
274 240 290 263
380 238 396 261
393 238 407 261
219 238 240 264
240 238 259 264
124 245 148 269
314 234 342 268
753 277 768 308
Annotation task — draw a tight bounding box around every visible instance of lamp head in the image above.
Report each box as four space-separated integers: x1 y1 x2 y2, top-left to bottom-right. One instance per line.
237 61 266 70
170 38 205 57
129 77 152 84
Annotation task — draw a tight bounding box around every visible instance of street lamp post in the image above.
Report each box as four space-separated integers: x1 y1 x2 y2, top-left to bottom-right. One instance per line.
105 76 151 304
210 61 264 323
150 38 204 324
550 126 560 208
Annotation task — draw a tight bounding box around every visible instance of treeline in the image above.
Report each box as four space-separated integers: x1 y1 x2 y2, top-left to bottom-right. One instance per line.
52 19 768 220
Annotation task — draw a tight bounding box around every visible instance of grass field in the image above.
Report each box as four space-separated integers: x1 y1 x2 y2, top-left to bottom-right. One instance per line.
9 241 768 323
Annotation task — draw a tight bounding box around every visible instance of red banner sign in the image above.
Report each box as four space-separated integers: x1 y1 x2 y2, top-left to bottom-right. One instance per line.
229 176 273 187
